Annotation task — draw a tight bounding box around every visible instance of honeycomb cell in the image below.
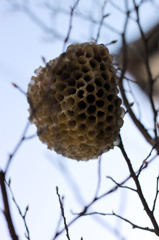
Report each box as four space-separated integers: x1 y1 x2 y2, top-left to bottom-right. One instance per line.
77 89 84 98
27 42 125 161
86 84 95 92
86 94 95 104
77 80 85 89
87 105 96 114
78 101 87 110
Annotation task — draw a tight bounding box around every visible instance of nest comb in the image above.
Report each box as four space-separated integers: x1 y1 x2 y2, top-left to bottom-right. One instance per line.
27 42 124 160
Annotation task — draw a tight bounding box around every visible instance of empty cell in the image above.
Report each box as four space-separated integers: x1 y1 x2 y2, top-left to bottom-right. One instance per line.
55 93 64 102
67 97 75 107
97 111 105 118
107 94 114 102
87 105 96 114
77 80 85 89
86 94 95 103
68 120 76 128
101 72 107 80
95 78 102 86
88 130 96 138
104 83 110 91
86 47 93 58
95 55 102 62
67 78 76 86
67 110 74 116
106 126 113 132
115 98 122 106
97 121 104 129
89 59 97 68
77 113 86 121
82 65 90 73
96 89 104 98
96 130 105 139
107 116 114 123
86 84 95 92
74 71 83 79
77 89 84 98
87 115 96 124
79 124 86 131
84 74 92 82
61 72 70 79
60 123 67 130
58 112 66 121
96 100 104 108
102 56 108 62
56 82 66 91
100 48 107 56
76 48 85 56
56 68 63 75
108 104 114 112
100 63 106 70
79 143 88 152
78 101 87 110
78 56 87 64
64 87 76 96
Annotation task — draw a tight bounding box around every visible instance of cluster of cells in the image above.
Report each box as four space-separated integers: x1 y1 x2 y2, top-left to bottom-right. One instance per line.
27 42 124 160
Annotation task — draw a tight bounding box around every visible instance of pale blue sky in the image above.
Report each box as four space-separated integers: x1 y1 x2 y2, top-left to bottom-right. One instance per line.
1 0 159 240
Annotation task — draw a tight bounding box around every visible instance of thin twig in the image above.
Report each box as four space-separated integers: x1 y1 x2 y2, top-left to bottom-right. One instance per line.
55 187 70 240
12 83 26 96
0 171 19 240
152 176 159 212
63 0 80 51
95 0 109 43
5 179 30 240
132 0 158 138
119 135 159 236
81 211 155 233
107 176 137 192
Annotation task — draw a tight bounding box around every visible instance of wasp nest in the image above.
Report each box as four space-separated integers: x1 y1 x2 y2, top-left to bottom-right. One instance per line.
27 42 124 160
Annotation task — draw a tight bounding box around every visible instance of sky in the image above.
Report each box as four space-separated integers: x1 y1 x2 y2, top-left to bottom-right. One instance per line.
0 0 159 240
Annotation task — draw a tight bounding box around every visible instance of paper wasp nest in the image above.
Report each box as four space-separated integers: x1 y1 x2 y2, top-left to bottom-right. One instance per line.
27 42 124 160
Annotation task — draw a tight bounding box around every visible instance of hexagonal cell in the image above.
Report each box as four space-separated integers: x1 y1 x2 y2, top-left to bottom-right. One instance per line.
64 87 76 96
67 78 76 86
82 64 91 73
77 89 85 98
76 113 87 122
58 112 66 122
77 100 87 110
86 84 95 92
68 120 76 129
86 94 95 104
87 105 96 114
77 80 85 89
84 73 92 82
67 97 75 107
76 48 86 57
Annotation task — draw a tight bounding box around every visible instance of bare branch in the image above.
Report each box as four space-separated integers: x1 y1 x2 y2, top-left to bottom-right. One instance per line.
55 187 70 240
5 179 30 240
95 0 109 43
119 135 159 236
63 0 80 51
0 171 19 240
107 176 137 192
81 211 155 233
152 176 159 212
